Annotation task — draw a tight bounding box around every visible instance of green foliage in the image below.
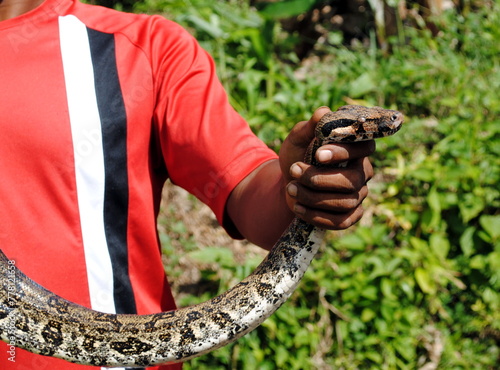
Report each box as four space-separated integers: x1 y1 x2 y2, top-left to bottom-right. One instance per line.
143 0 500 368
255 0 319 19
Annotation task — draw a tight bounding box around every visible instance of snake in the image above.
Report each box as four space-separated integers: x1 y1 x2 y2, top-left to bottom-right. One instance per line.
0 105 403 368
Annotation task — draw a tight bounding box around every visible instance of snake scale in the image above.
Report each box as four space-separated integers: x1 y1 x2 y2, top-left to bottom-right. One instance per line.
0 105 403 367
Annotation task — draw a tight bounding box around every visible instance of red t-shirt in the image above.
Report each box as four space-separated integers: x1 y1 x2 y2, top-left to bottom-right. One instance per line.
0 0 277 368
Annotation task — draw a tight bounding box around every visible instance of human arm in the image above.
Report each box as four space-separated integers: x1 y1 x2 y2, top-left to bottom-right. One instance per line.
147 22 374 247
226 106 375 250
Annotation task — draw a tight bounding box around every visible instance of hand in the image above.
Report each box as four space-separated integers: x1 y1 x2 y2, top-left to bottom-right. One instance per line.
279 107 375 230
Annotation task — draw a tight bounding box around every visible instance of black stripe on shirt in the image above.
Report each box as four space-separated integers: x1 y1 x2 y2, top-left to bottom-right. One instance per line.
86 27 137 316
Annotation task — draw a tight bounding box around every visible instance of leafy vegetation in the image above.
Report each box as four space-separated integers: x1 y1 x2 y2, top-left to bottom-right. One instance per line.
102 0 500 368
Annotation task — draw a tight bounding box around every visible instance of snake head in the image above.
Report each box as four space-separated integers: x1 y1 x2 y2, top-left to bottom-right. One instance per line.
317 105 404 143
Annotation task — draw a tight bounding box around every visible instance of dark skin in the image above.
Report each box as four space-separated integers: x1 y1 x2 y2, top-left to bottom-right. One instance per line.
2 1 375 250
0 0 44 20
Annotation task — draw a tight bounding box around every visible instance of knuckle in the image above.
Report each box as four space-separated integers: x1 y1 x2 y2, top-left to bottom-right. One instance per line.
364 158 374 179
301 205 364 230
327 195 360 211
344 197 361 210
298 188 365 212
308 174 324 188
351 171 368 190
335 207 364 230
359 186 369 200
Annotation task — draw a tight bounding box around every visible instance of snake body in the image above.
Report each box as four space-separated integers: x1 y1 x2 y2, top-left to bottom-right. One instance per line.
0 105 403 367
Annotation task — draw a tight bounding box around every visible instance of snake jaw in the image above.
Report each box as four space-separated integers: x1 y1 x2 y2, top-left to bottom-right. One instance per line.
374 111 404 136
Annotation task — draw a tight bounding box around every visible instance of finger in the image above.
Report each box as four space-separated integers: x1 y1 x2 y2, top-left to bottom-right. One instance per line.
286 106 331 149
312 106 333 124
294 204 365 230
316 140 376 165
290 157 374 193
287 182 369 212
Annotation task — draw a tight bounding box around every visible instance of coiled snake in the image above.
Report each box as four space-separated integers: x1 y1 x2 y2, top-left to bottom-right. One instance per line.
0 105 403 367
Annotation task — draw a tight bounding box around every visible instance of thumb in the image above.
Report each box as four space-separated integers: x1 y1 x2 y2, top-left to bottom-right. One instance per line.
285 106 331 148
279 106 332 181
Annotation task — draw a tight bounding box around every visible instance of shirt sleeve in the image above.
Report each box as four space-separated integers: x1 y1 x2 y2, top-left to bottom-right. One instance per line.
149 17 278 234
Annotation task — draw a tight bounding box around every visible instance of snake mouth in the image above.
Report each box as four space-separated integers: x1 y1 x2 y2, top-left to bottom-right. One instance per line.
328 116 404 142
372 116 404 138
370 111 404 137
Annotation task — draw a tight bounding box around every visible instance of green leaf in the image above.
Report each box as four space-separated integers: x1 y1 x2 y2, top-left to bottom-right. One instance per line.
293 327 312 346
430 233 450 259
415 267 436 294
400 279 415 300
470 255 486 269
459 193 486 223
337 232 366 250
361 307 376 322
349 73 377 98
460 227 476 257
428 189 442 227
482 287 499 306
411 167 436 182
365 350 383 364
487 252 500 275
361 285 379 300
381 278 398 300
258 0 316 19
275 345 289 367
427 187 441 214
184 14 227 39
394 337 415 361
410 237 428 252
480 215 500 240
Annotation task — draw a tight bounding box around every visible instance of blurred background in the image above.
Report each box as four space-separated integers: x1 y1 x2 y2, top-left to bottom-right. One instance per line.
92 1 499 368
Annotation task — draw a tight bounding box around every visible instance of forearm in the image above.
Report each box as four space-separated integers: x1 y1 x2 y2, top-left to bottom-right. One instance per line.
226 159 295 250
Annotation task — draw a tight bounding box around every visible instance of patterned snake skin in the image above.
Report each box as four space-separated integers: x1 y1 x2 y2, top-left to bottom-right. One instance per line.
0 105 403 367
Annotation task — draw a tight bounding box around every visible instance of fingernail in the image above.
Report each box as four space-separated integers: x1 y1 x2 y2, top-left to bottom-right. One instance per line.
317 149 333 162
290 164 303 178
287 183 298 197
294 204 306 215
